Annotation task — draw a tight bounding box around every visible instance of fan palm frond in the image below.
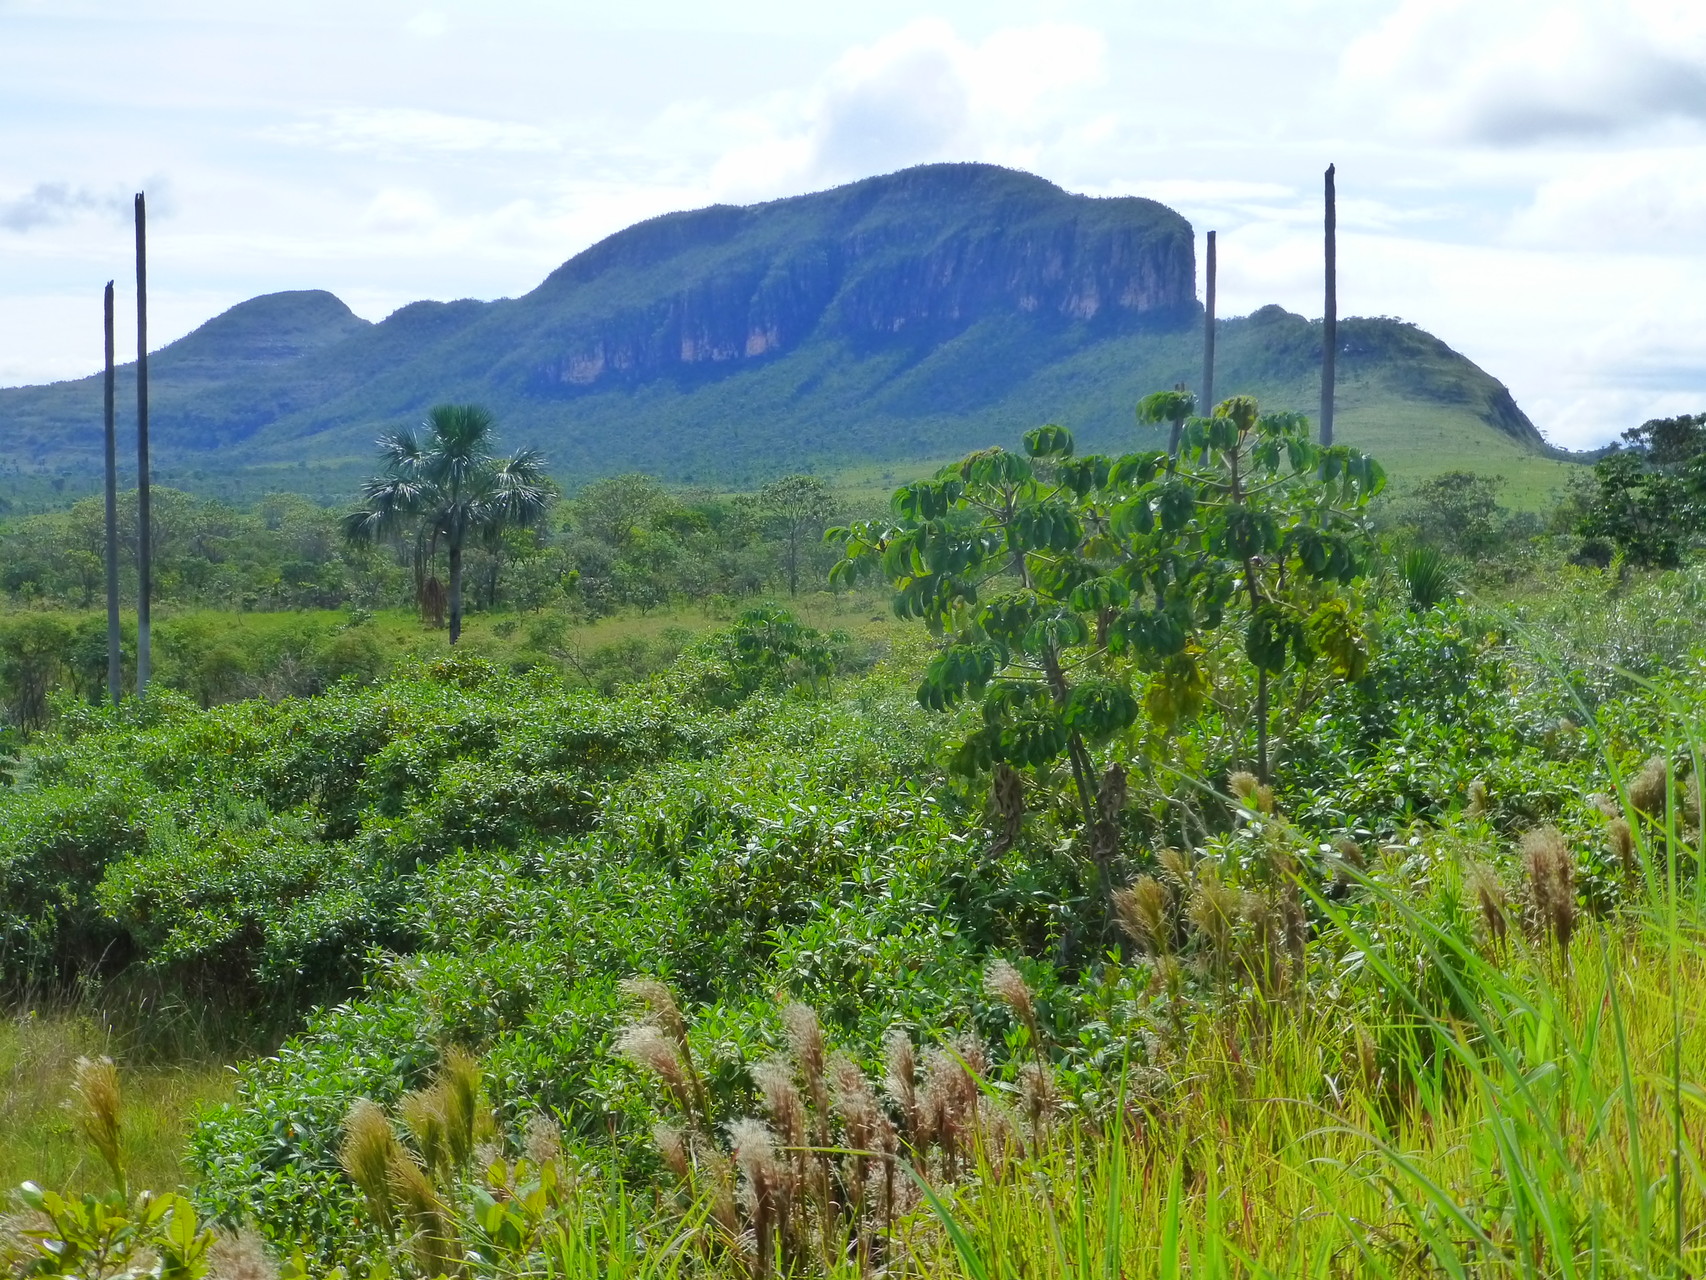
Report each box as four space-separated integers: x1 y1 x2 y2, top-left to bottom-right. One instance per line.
347 405 548 643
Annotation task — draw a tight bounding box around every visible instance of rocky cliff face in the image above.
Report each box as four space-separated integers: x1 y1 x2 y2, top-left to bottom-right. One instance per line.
527 164 1196 390
0 162 1566 490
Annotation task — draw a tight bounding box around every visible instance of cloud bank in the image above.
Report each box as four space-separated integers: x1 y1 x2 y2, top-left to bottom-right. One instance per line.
1342 0 1706 144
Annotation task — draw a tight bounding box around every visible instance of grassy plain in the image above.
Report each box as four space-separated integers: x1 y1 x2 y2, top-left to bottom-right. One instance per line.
0 1013 233 1195
823 369 1584 514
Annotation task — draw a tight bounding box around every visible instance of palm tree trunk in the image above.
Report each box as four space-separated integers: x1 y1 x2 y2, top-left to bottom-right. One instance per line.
134 192 152 696
103 281 121 705
1321 164 1337 448
1201 228 1217 415
448 542 464 644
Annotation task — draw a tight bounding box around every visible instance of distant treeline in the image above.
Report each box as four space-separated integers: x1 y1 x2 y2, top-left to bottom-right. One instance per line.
0 473 846 617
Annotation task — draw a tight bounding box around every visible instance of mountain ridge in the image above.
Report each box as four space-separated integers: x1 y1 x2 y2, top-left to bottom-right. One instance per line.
0 163 1574 499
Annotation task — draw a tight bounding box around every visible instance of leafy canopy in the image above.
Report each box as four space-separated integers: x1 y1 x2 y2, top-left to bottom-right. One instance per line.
1579 412 1706 569
345 404 550 641
344 405 550 553
831 395 1385 814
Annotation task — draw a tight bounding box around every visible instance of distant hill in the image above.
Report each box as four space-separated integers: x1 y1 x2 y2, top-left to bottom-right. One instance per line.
0 163 1579 503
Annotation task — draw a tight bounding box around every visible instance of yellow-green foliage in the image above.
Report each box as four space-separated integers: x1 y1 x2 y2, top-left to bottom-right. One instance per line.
0 1014 231 1195
903 914 1706 1276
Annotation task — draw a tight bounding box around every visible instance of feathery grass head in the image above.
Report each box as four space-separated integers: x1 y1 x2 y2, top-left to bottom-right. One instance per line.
616 1023 694 1114
781 1002 828 1132
883 1030 920 1145
1607 816 1638 879
982 959 1039 1040
953 1034 989 1081
1629 755 1671 817
1465 862 1509 950
339 1098 399 1230
883 1030 916 1096
1228 771 1259 805
751 1058 807 1150
923 1036 988 1164
653 1122 690 1182
522 1113 562 1166
828 1052 880 1153
728 1118 781 1205
920 1049 965 1156
1157 847 1194 890
696 1143 739 1240
387 1150 457 1278
69 1056 124 1193
439 1046 480 1170
620 977 688 1048
781 1003 825 1082
1187 869 1239 965
204 1228 278 1280
1114 875 1172 956
400 1084 451 1179
1521 826 1577 953
728 1118 781 1276
1466 778 1489 818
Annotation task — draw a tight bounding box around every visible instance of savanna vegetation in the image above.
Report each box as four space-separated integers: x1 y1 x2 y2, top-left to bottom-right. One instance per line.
5 395 1706 1278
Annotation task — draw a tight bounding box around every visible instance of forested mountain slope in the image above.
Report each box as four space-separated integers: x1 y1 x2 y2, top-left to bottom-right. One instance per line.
0 163 1564 495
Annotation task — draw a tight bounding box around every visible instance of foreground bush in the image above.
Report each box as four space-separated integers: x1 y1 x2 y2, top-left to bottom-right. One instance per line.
8 552 1706 1274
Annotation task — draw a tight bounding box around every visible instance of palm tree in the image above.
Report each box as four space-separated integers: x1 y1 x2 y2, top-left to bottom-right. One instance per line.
345 404 549 644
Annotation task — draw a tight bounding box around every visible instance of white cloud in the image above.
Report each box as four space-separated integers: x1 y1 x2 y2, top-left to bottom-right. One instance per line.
1510 149 1706 249
267 108 561 155
1136 179 1295 206
361 188 441 235
813 28 970 178
1341 0 1706 144
705 19 1107 200
0 182 130 233
404 10 449 39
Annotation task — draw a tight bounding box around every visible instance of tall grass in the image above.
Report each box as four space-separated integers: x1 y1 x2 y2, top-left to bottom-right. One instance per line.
902 915 1702 1276
904 771 1706 1277
0 1010 232 1194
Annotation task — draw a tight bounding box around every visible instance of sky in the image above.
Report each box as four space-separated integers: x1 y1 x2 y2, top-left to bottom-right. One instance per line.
5 0 1706 450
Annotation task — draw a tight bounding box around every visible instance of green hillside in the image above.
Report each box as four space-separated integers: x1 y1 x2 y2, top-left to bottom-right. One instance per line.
0 163 1581 505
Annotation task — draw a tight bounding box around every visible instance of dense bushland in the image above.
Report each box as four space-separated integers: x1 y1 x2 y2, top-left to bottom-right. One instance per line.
0 472 844 640
7 403 1706 1277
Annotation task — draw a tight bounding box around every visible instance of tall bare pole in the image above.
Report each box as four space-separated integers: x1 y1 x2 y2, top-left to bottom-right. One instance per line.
134 193 152 696
1320 163 1337 447
1201 229 1217 414
103 282 121 705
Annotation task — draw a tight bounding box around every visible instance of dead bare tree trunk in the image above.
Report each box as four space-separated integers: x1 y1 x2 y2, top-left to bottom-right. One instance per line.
134 192 152 696
103 281 121 705
1320 164 1337 448
1201 229 1217 414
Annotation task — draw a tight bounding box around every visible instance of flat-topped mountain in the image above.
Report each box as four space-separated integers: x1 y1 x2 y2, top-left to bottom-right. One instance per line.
0 163 1565 498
